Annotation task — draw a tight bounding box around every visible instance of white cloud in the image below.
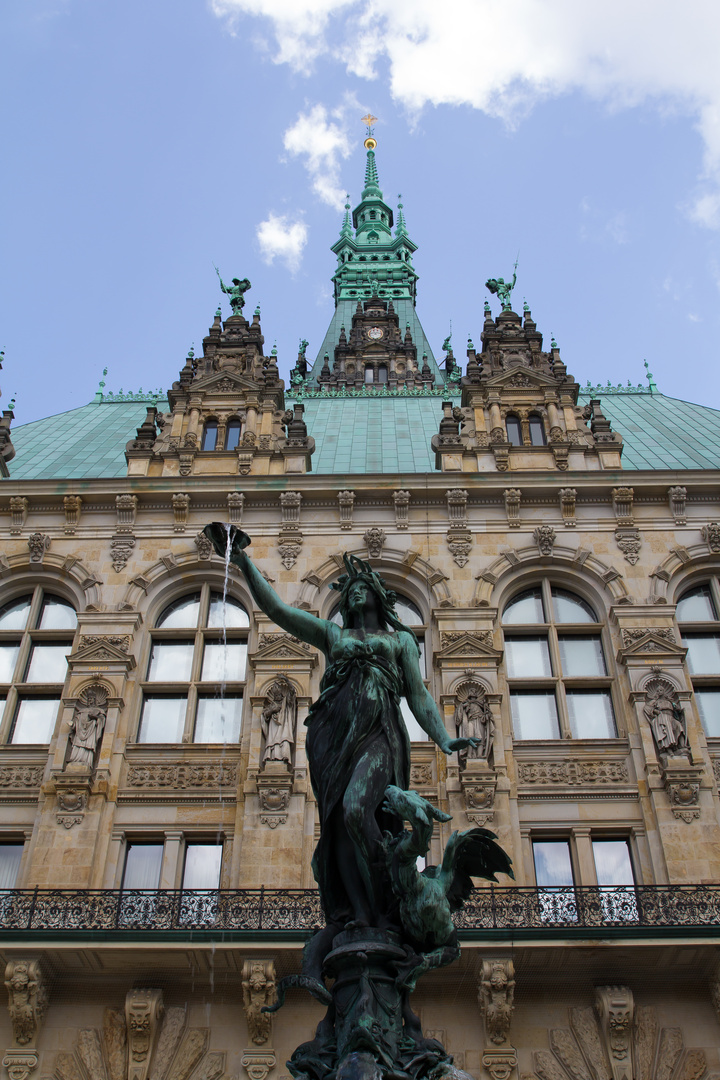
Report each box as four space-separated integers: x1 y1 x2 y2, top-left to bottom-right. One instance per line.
282 102 356 209
256 213 308 272
211 0 720 227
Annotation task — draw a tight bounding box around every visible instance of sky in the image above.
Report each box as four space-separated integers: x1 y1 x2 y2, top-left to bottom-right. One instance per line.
3 0 720 424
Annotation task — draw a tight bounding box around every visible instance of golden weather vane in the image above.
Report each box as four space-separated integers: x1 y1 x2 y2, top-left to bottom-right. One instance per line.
362 113 378 150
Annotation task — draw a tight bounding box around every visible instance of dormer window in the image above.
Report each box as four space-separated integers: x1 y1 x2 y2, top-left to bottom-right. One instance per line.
506 415 522 446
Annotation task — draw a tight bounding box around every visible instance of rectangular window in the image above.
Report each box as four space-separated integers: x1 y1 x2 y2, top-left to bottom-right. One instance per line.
593 839 637 922
0 844 23 889
533 840 577 923
182 844 222 889
400 697 429 742
147 641 194 682
25 644 70 683
138 696 186 743
695 689 720 737
0 645 19 682
194 695 243 743
123 843 163 889
566 691 616 738
506 637 552 678
201 642 247 682
558 635 606 676
683 634 720 674
11 698 58 744
511 691 560 740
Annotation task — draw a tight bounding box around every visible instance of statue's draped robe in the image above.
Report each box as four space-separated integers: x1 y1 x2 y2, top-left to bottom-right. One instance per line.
305 638 410 924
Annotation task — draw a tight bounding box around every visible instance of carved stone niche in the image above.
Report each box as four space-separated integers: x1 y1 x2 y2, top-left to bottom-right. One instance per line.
454 680 494 765
642 674 691 764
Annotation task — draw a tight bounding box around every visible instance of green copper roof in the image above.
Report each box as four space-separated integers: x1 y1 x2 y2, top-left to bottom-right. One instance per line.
7 399 168 480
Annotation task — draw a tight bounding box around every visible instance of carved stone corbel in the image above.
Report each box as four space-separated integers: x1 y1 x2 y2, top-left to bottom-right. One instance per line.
228 491 245 524
63 495 82 535
171 493 190 532
338 490 355 530
1 1050 39 1080
5 960 48 1048
595 985 633 1080
479 958 515 1047
393 490 410 530
125 988 164 1080
668 485 687 525
242 960 277 1045
241 1050 276 1080
9 497 28 536
559 487 576 526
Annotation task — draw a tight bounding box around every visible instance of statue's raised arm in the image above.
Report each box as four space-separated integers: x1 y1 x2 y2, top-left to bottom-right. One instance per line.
202 524 332 653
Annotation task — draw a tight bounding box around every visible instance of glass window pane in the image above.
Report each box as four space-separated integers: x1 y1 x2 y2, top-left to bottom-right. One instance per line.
503 589 545 625
558 635 606 676
567 691 616 738
123 844 163 889
147 641 194 682
25 644 70 683
552 589 596 623
529 417 546 446
677 586 716 622
183 845 222 889
506 636 552 677
506 417 522 446
194 695 242 743
534 841 574 887
683 634 720 674
364 367 374 383
12 699 58 743
694 690 720 737
38 596 76 630
138 697 186 743
0 645 20 682
157 594 201 628
593 840 634 886
0 597 31 630
394 595 424 626
225 421 241 451
400 697 429 742
208 594 250 628
201 642 247 682
201 422 218 451
511 692 560 739
0 845 23 889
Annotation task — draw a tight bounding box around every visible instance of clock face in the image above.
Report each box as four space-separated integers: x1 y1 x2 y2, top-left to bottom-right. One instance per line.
367 326 384 340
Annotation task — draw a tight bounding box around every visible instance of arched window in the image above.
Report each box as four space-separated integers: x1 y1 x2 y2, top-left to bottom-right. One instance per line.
139 587 249 745
528 414 546 446
225 419 241 451
201 421 218 451
502 582 615 740
506 415 522 446
677 580 720 736
0 590 76 745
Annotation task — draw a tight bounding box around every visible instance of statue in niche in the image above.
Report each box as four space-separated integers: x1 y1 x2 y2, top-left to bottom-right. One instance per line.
66 688 107 771
454 682 493 765
643 677 689 758
261 677 296 767
203 523 513 1080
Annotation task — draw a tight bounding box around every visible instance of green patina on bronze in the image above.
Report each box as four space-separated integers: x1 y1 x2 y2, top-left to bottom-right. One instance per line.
214 266 251 316
204 523 513 1080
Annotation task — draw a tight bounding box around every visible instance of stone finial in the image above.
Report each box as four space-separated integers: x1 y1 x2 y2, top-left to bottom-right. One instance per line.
393 490 410 530
242 960 277 1045
503 489 521 528
227 491 245 524
125 988 164 1080
363 528 386 559
9 497 28 536
594 985 633 1080
338 490 355 530
559 487 577 526
172 493 190 532
27 533 50 563
4 961 48 1048
533 525 556 556
479 959 515 1046
668 485 687 525
116 494 138 533
63 495 82 535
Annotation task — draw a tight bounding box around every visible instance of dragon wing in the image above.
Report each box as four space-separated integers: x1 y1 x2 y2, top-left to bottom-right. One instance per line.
440 827 514 911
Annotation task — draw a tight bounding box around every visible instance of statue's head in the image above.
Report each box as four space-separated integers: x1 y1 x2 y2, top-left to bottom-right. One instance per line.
231 278 241 285
331 554 420 652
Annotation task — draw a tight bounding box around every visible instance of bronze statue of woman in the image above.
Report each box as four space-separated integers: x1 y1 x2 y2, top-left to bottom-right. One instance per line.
204 525 477 934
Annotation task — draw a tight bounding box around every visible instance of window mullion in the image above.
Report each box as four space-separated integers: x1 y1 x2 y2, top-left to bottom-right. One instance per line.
183 685 198 743
28 588 44 630
0 687 18 744
199 584 211 628
708 577 720 619
540 579 553 622
548 627 572 738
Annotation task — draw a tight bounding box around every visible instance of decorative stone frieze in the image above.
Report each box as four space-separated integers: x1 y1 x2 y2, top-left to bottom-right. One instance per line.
479 959 515 1046
9 496 28 535
701 521 720 552
621 627 676 648
194 531 213 560
242 960 277 1045
227 490 245 523
393 489 410 529
4 960 48 1048
441 630 493 648
110 535 136 572
0 766 44 788
116 493 138 533
338 490 355 530
126 763 237 788
171 493 190 532
595 986 633 1080
668 485 687 525
125 988 164 1080
27 532 50 562
517 760 629 784
559 487 576 526
615 526 641 565
409 763 433 787
363 527 386 558
611 486 634 525
503 489 521 528
533 524 556 556
256 632 312 655
63 495 82 534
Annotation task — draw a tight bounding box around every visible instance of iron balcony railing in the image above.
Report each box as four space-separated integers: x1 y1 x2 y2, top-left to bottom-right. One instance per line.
0 885 718 937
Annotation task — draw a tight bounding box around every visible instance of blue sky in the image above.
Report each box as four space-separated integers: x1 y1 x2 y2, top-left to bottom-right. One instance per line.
2 0 720 423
